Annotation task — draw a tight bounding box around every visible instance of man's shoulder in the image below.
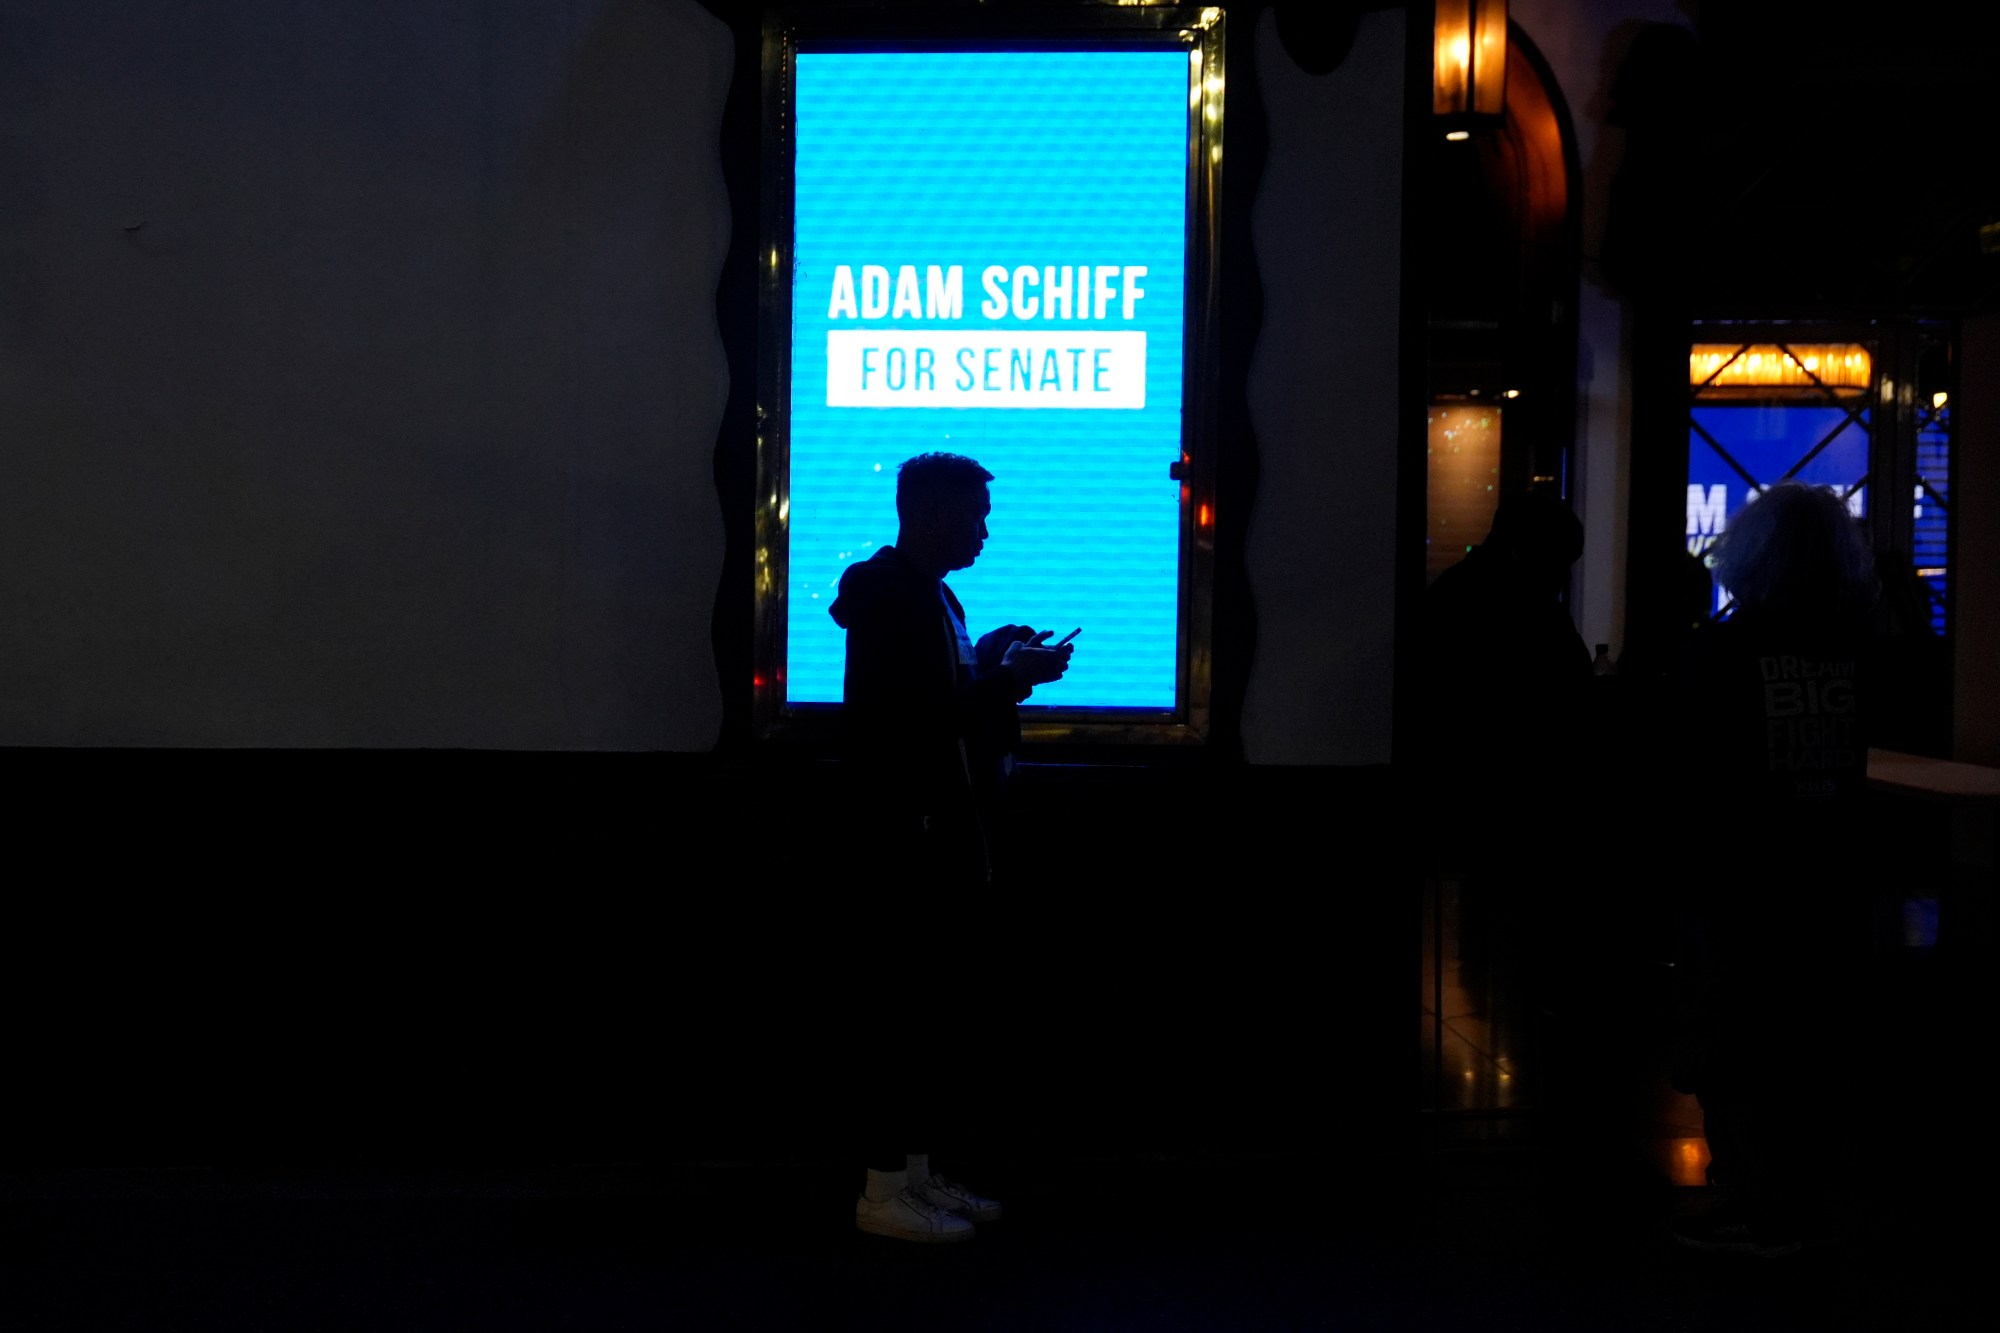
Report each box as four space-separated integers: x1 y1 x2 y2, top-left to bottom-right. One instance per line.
1425 549 1512 626
1427 547 1503 595
831 546 932 629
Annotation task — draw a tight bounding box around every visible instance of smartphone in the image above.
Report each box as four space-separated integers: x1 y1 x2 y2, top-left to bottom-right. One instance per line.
1054 627 1082 647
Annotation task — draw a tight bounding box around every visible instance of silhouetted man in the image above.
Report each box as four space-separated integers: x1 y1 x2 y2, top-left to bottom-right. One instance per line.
1423 490 1654 1219
828 452 1071 1245
1423 488 1592 870
828 451 1072 891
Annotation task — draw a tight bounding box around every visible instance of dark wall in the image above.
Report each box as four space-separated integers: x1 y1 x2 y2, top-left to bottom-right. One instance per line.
2 1 1408 759
1 1 733 748
1957 317 2000 766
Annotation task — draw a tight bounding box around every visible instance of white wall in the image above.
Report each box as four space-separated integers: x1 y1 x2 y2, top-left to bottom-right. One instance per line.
0 1 733 748
1240 8 1406 765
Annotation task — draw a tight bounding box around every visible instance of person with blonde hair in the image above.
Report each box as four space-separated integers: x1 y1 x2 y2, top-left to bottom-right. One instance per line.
1669 480 1877 1258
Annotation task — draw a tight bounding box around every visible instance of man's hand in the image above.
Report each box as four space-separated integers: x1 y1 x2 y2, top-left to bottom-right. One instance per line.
1001 630 1074 687
976 624 1035 673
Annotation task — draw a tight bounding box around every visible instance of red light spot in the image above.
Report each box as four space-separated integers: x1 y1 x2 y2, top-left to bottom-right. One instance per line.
1181 484 1191 504
1199 503 1213 528
753 675 766 688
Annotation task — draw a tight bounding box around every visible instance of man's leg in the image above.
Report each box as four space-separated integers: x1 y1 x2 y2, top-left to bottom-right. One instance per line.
863 1153 908 1201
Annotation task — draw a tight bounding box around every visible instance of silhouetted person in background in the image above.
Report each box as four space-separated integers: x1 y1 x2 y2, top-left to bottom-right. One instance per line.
1865 549 1950 756
1424 490 1668 1223
1667 481 1877 1258
1611 549 1716 864
828 451 1072 1244
1423 488 1592 940
1615 547 1716 686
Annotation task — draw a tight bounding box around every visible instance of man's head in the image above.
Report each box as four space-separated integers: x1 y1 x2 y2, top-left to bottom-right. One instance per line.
1485 489 1584 594
897 452 993 575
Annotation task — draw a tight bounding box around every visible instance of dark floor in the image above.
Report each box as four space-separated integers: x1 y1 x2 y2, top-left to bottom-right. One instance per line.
2 866 1980 1331
0 1143 1981 1332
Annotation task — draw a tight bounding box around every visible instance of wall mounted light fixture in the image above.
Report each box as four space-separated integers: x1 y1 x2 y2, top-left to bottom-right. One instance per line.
1434 0 1507 138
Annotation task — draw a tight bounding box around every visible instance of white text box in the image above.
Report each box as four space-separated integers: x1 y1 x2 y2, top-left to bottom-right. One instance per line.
826 330 1146 409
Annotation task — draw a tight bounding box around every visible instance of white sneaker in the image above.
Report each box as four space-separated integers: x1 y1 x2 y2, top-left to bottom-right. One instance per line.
855 1185 977 1243
913 1174 1003 1223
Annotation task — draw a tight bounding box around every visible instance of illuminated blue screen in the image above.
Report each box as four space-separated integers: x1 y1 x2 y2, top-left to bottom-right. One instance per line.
1686 406 1871 617
786 49 1192 708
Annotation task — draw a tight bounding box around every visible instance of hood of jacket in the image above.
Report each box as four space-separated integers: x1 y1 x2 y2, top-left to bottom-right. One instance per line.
828 544 931 631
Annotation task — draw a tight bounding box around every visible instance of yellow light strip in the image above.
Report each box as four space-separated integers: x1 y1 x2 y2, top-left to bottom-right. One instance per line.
1690 343 1872 393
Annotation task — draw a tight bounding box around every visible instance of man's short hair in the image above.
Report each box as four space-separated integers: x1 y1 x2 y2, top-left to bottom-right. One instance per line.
896 452 993 521
1486 489 1584 568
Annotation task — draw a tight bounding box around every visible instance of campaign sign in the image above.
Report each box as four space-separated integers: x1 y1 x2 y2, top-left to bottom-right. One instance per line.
785 49 1192 709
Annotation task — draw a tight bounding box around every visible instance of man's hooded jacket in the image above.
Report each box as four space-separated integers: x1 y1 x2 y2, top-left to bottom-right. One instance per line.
828 544 1028 864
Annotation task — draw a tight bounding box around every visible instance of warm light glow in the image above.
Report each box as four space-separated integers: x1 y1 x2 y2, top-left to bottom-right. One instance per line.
1933 391 1949 409
1198 502 1212 529
1664 1136 1713 1188
1445 35 1470 76
1434 0 1508 121
1503 388 1520 398
1444 129 1471 142
1690 343 1872 398
1427 405 1502 585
